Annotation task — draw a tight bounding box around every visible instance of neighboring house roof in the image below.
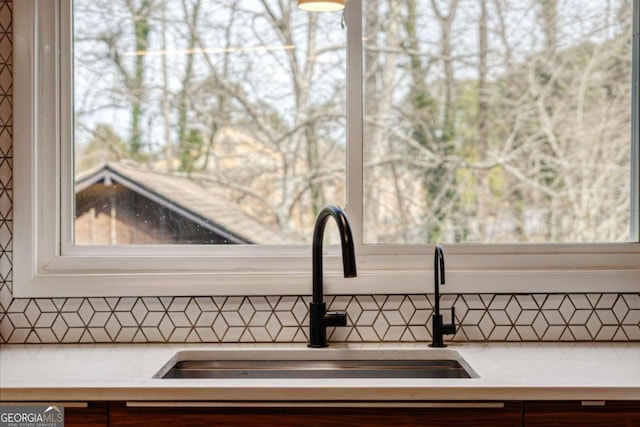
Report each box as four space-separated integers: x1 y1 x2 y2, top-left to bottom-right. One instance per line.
75 162 303 245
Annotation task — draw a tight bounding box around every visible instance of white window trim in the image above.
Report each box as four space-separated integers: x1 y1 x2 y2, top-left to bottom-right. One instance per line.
13 0 640 298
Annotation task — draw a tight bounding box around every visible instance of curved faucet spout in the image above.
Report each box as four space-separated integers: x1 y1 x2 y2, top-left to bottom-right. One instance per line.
308 205 357 348
312 205 357 303
430 244 456 348
434 244 445 314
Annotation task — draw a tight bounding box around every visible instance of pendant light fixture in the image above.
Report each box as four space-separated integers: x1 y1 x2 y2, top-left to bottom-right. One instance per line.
298 0 344 12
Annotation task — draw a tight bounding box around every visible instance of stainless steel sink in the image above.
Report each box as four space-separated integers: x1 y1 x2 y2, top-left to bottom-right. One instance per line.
154 349 477 379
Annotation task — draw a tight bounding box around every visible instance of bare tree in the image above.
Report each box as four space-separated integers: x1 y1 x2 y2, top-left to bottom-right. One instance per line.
74 0 633 245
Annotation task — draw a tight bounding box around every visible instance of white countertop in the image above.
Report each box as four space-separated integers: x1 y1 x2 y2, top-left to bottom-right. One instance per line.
1 342 639 402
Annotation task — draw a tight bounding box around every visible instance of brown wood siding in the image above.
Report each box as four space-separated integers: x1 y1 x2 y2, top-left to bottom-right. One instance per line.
75 183 238 244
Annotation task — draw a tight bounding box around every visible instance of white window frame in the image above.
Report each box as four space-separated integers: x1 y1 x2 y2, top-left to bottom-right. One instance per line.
13 0 640 298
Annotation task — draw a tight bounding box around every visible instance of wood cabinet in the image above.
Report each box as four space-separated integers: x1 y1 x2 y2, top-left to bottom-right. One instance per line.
64 402 109 427
524 401 640 426
7 399 640 425
109 401 522 427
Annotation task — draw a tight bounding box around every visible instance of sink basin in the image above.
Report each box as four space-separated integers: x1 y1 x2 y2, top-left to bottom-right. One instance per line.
159 359 472 379
154 349 477 379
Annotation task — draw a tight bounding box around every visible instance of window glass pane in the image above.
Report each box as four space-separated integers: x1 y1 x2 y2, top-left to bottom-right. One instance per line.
363 0 633 243
73 0 346 245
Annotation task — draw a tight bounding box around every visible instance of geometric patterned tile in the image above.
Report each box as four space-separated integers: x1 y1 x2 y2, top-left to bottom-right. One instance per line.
77 300 95 324
488 325 512 341
345 297 364 324
131 299 149 324
624 309 640 325
212 314 229 340
142 311 164 328
461 306 484 327
115 311 138 328
383 306 406 327
141 325 163 342
23 300 41 326
596 294 618 309
487 294 510 311
291 298 309 325
224 326 245 342
624 294 640 309
398 297 417 323
569 325 592 341
104 314 122 341
595 325 617 341
613 328 629 341
489 309 512 326
515 325 538 341
613 297 630 322
532 312 549 338
541 325 566 341
2 290 637 344
238 298 256 324
559 296 576 323
462 294 485 310
0 282 13 313
515 294 538 310
571 309 592 325
264 313 282 339
596 309 619 325
515 309 537 327
476 312 494 338
541 294 564 310
157 314 176 342
505 297 523 323
372 312 390 339
62 311 84 328
586 312 603 338
571 294 592 310
622 325 640 340
542 309 565 325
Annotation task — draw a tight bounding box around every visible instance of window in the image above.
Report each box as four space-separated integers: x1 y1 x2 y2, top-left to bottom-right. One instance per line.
72 0 346 246
363 0 636 245
14 0 640 298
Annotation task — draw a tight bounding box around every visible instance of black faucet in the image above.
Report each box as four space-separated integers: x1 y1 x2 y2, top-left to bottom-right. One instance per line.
308 205 357 348
429 244 457 347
